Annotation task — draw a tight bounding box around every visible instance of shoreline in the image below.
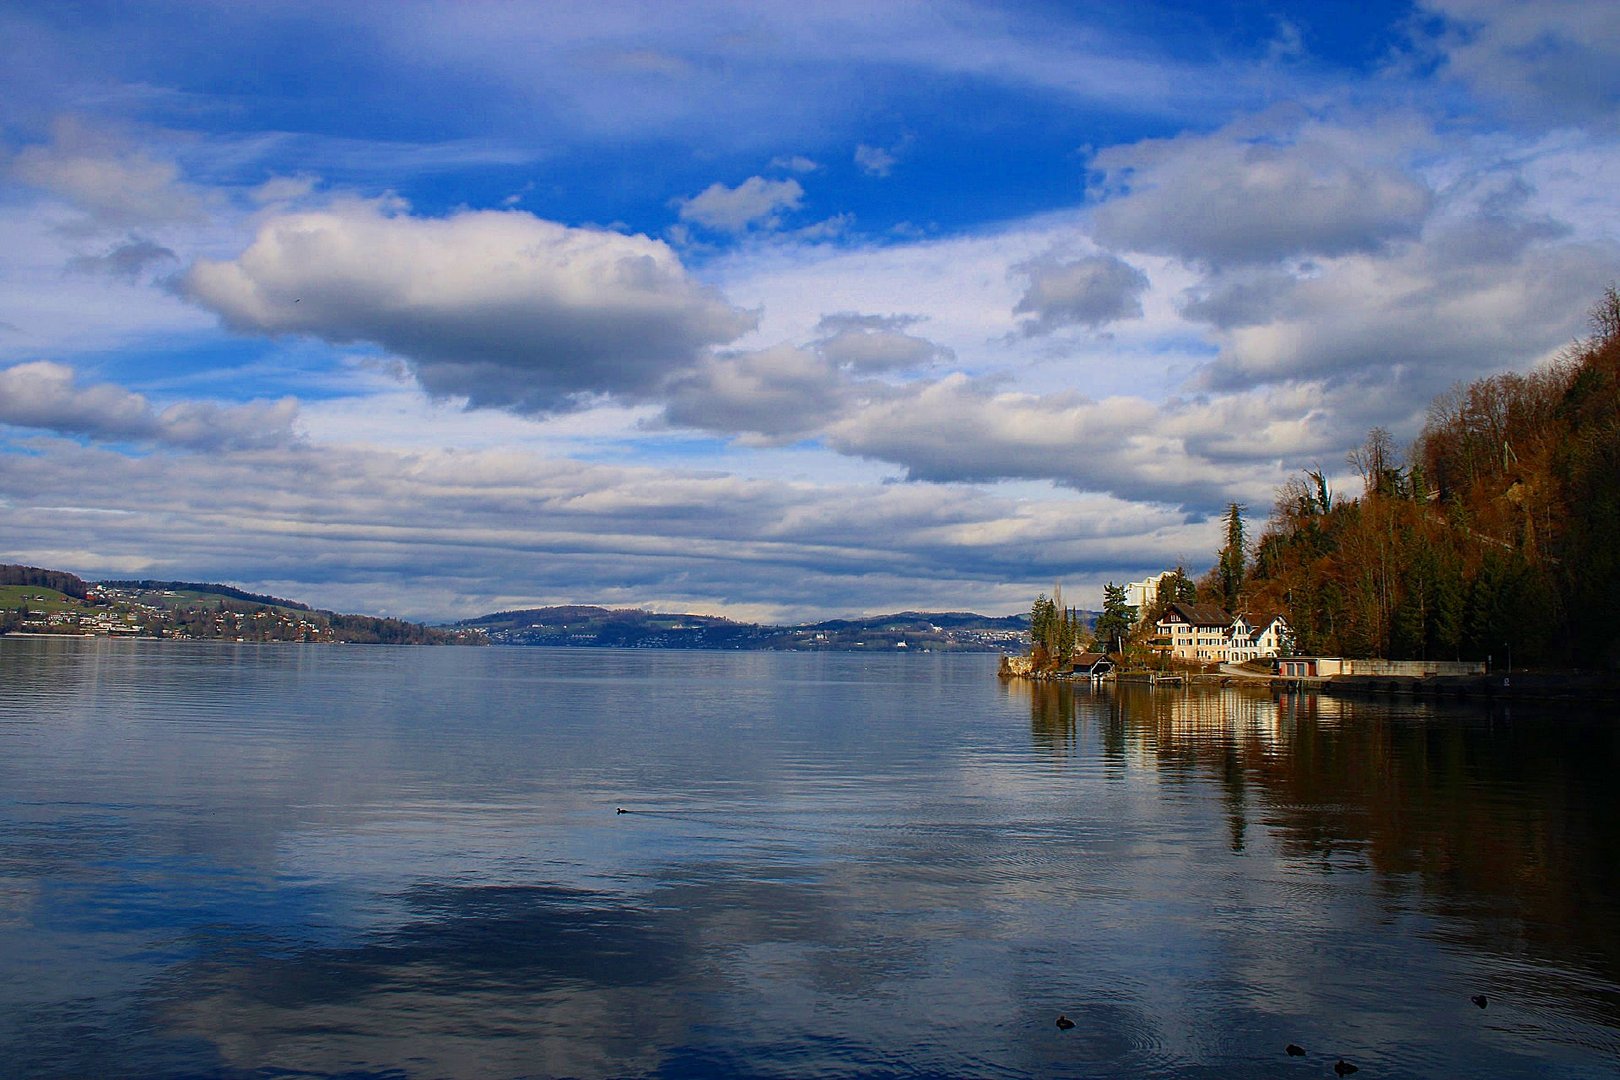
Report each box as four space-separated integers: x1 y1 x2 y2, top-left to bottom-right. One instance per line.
1287 671 1620 702
1000 654 1620 701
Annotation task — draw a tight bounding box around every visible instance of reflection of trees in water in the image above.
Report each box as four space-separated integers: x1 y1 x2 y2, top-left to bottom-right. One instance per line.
1008 678 1133 764
1018 679 1077 755
1017 682 1620 1013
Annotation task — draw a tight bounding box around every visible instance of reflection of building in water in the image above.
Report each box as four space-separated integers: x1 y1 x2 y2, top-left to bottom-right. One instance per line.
1150 687 1287 751
1274 688 1349 728
1015 678 1360 764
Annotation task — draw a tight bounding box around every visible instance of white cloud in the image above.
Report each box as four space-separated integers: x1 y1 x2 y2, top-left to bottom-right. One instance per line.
854 143 897 177
250 174 319 205
1090 112 1434 267
7 116 211 227
1013 252 1150 334
0 202 215 361
658 344 849 442
184 199 756 414
821 373 1317 509
812 312 952 372
675 176 805 233
671 166 1615 508
1421 0 1620 130
66 237 177 280
0 360 300 450
770 154 820 173
708 211 1209 407
1190 195 1618 392
357 2 1239 151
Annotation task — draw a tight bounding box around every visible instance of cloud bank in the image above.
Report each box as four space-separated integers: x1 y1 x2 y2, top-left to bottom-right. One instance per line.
185 200 756 414
0 361 299 451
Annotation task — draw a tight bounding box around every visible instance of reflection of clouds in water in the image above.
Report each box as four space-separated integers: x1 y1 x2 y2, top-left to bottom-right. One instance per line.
162 883 697 1079
155 870 1066 1078
154 860 1184 1079
0 878 36 929
7 644 1619 1076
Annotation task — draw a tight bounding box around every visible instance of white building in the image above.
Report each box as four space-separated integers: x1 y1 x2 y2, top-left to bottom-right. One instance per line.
1227 613 1291 663
1125 571 1176 620
1156 603 1292 664
1156 602 1235 661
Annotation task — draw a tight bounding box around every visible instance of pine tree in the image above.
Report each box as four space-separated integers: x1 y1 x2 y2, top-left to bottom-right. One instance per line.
1093 583 1136 656
1217 504 1247 612
1056 605 1076 663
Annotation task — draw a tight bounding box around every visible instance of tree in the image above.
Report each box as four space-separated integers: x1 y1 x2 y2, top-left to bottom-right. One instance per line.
1173 566 1197 604
1056 605 1077 662
1349 427 1400 497
1093 583 1136 656
1029 593 1057 668
1144 566 1197 626
1591 282 1620 342
1217 503 1247 612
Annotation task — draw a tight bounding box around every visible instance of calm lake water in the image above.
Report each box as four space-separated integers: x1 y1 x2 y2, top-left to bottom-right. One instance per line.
1 638 1618 1079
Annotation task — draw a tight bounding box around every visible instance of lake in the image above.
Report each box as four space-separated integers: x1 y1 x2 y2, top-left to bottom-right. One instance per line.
1 637 1617 1078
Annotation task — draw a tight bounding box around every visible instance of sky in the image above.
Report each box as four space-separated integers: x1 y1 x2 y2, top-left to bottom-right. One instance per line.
1 0 1617 623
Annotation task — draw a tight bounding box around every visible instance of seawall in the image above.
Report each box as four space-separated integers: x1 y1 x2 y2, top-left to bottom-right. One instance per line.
1280 672 1620 702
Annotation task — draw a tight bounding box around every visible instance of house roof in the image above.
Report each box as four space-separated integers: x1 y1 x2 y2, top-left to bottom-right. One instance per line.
1159 602 1233 628
1072 651 1111 667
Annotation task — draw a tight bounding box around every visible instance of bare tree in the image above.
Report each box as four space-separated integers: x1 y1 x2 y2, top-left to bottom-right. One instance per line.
1349 427 1397 497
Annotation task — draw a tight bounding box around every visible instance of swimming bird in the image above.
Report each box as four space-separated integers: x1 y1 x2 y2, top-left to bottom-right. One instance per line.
1334 1060 1358 1076
1285 1044 1306 1057
1471 994 1488 1009
1055 1014 1075 1030
616 807 629 814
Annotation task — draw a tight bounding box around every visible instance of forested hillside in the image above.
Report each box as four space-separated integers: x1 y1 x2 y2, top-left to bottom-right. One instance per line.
1247 289 1620 670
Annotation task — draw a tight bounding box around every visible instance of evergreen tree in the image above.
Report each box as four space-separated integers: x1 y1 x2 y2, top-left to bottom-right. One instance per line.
1217 504 1247 612
1147 566 1198 625
1175 569 1197 604
1029 593 1057 667
1093 583 1136 656
1431 559 1467 660
1056 605 1076 662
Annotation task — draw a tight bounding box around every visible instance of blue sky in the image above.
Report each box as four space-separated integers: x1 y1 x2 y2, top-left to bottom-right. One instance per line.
1 1 1617 622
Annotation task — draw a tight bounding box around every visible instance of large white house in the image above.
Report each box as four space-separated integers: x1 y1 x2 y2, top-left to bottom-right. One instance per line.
1155 603 1291 663
1227 612 1291 663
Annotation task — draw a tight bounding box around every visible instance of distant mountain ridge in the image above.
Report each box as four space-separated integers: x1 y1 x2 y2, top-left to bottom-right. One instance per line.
459 605 1037 651
5 561 1040 651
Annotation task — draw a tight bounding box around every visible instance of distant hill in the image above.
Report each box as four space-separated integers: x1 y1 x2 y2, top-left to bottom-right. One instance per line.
1 564 481 645
459 605 1035 651
0 564 90 599
802 610 1032 633
99 579 312 611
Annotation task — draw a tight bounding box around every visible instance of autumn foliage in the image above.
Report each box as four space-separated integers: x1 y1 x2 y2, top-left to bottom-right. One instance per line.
1246 288 1620 670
